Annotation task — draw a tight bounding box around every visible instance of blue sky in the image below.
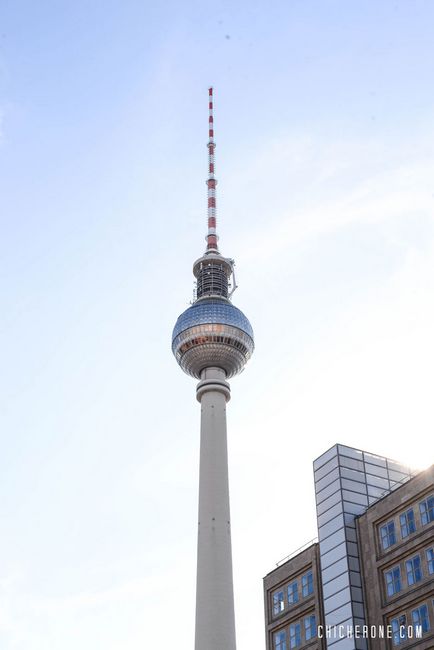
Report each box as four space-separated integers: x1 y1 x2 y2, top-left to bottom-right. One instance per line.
1 1 434 648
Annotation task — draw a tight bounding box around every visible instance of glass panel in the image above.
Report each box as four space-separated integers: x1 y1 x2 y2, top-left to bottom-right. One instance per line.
342 489 368 506
400 509 416 538
350 585 363 603
346 541 359 557
389 482 401 492
352 601 365 618
321 528 346 555
316 480 341 505
287 581 298 606
319 513 345 541
365 473 390 489
344 513 357 526
349 570 361 587
342 500 366 516
173 300 254 337
356 634 369 648
363 452 386 467
338 445 363 460
314 457 340 482
419 495 434 525
339 456 364 472
328 637 359 650
318 502 343 527
321 556 348 584
320 541 347 569
406 555 422 585
325 620 354 648
289 622 301 649
387 460 410 474
411 604 430 632
325 602 352 626
367 485 387 500
313 445 338 470
340 466 367 484
380 521 396 549
272 590 285 615
348 556 360 572
304 615 316 641
388 469 409 483
385 566 401 596
324 586 351 614
364 462 388 478
390 614 408 646
316 467 340 492
426 548 434 574
317 490 343 516
301 570 313 597
322 572 350 599
341 478 367 494
274 630 287 650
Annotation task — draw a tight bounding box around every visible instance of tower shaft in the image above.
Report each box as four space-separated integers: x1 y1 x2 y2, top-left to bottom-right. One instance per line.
195 367 236 650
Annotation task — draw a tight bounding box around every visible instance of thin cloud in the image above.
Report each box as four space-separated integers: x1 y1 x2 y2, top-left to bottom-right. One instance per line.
233 139 434 262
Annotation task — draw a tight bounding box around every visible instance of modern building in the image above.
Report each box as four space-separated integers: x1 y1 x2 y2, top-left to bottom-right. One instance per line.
264 444 434 650
172 89 254 650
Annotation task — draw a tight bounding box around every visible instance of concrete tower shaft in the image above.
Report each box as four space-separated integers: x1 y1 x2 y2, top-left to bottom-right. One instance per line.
195 367 236 650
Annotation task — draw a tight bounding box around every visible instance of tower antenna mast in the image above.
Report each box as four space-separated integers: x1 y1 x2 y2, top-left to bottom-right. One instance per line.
206 87 218 252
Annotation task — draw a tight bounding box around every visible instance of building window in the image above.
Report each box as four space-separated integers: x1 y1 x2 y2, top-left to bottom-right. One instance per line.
274 630 286 650
385 566 402 596
380 521 396 549
406 555 422 586
419 495 434 525
411 604 430 633
304 615 316 641
391 615 407 646
273 590 285 616
289 623 301 649
287 581 298 605
301 571 313 597
400 508 416 538
426 548 434 575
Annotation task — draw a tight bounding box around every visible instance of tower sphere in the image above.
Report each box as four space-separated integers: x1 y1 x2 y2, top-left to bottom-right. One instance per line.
172 296 254 379
171 85 254 381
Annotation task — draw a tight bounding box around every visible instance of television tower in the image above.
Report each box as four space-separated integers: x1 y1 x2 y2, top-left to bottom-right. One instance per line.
172 88 254 650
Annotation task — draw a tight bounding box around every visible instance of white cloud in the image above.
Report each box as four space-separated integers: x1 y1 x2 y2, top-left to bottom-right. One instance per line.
228 133 434 263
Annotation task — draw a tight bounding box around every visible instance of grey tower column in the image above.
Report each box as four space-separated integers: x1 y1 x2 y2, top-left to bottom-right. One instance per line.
195 366 236 650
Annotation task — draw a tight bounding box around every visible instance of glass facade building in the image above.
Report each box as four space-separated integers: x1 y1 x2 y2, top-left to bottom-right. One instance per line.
313 444 414 650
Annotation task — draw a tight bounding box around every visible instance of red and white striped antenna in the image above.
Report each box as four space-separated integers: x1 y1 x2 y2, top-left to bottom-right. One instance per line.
206 87 218 252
